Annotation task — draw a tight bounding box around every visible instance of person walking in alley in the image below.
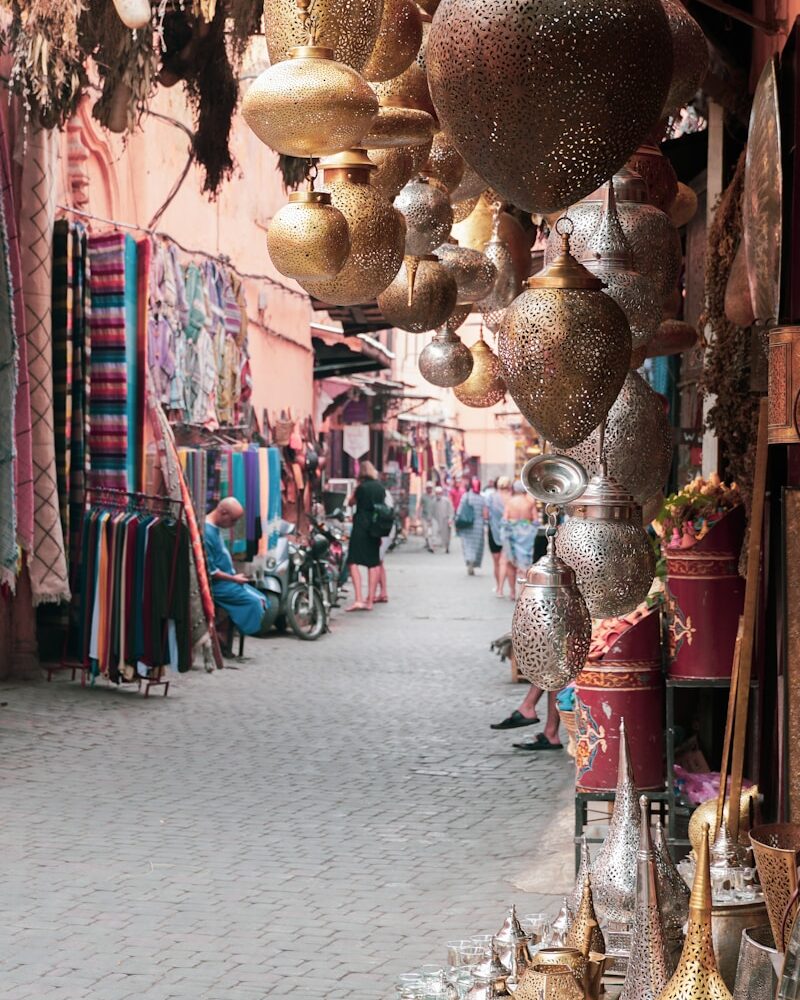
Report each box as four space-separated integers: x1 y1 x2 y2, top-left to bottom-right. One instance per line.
205 498 269 636
420 481 436 552
433 485 453 553
490 682 564 750
449 473 469 515
487 476 511 596
455 477 487 575
501 481 539 599
345 460 387 611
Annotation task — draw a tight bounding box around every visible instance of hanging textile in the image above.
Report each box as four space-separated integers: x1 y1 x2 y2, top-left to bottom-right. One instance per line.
0 186 16 588
68 224 90 573
88 231 129 492
124 236 138 489
18 125 70 604
136 238 150 491
51 220 74 548
231 449 247 554
267 446 282 551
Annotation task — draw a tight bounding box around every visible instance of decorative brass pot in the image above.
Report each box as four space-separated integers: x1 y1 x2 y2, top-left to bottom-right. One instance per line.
419 328 474 388
395 177 454 257
437 241 498 305
513 965 584 1000
242 45 378 157
454 334 506 407
264 0 384 71
367 146 416 199
301 149 406 306
362 0 422 83
377 255 457 333
426 0 672 214
267 191 350 281
498 228 632 449
661 0 709 119
423 132 465 194
454 193 531 287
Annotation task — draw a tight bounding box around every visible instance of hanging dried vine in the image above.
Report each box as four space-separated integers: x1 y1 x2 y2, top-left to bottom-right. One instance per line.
700 149 760 507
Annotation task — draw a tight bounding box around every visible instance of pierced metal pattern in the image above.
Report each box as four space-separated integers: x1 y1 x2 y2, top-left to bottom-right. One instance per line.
242 50 379 158
426 0 672 214
423 132 465 194
592 722 640 927
570 836 592 917
302 170 405 306
454 195 480 223
653 822 689 972
498 287 631 449
661 0 709 118
420 328 474 387
627 143 679 215
395 178 454 257
453 337 506 407
454 196 532 287
267 193 350 281
750 824 800 952
264 0 384 71
453 161 488 204
368 146 416 199
479 235 520 312
733 926 779 1000
377 256 457 333
362 0 423 83
565 874 605 958
363 106 435 149
437 243 497 305
446 304 472 332
565 372 672 506
375 60 436 118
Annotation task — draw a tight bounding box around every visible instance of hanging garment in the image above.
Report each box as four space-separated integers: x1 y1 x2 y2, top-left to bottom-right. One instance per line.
135 238 150 492
68 224 90 573
0 189 16 588
51 221 74 550
231 449 247 555
267 446 282 551
124 235 138 490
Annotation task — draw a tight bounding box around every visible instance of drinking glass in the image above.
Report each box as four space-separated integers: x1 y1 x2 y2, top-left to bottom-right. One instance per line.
396 972 424 999
446 941 471 967
458 945 484 967
471 934 494 956
521 913 551 948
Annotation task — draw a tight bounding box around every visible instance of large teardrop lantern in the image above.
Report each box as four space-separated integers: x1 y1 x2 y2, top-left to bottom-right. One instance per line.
454 331 505 407
362 0 423 83
377 255 457 332
395 177 453 256
454 193 531 287
264 0 384 71
267 189 350 281
511 455 592 691
498 221 632 448
300 149 406 306
426 0 673 214
419 327 474 387
479 205 521 314
661 0 709 120
368 146 416 199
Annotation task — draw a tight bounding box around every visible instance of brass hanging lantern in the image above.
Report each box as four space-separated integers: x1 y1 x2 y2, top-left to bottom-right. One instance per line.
395 177 454 257
511 455 591 691
564 371 672 506
419 327 474 387
374 59 437 120
557 426 657 619
619 797 671 1000
362 0 423 83
592 719 640 928
453 162 488 205
454 195 480 224
363 102 435 150
658 825 733 1000
426 0 672 215
565 874 606 958
243 7 378 158
437 241 498 305
301 149 406 306
454 332 506 407
367 146 416 199
661 0 709 119
267 190 350 281
653 821 690 971
408 138 434 174
626 142 679 215
264 0 384 72
582 181 662 350
447 304 472 333
479 206 521 314
483 307 506 335
544 167 682 305
454 193 531 286
377 255 457 332
498 222 632 449
422 132 466 194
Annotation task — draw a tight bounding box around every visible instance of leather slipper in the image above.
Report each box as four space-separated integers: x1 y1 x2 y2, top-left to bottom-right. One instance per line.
513 733 564 751
490 710 540 730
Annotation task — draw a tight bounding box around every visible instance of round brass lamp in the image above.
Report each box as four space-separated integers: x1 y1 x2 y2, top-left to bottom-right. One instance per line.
377 255 457 332
367 146 416 199
362 0 423 83
479 208 522 313
264 0 384 72
267 191 350 281
454 333 506 407
436 240 498 305
661 0 709 119
453 193 531 287
422 132 465 194
419 327 474 387
395 177 454 257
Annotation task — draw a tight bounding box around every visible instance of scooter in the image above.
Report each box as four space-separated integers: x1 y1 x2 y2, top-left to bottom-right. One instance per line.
254 520 326 641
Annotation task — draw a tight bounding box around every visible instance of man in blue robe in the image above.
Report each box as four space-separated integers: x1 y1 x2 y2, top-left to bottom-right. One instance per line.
204 498 267 636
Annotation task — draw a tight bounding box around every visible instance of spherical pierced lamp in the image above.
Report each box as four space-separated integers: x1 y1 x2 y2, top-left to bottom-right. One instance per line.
300 149 406 306
362 0 423 83
267 191 350 280
453 193 531 286
661 0 709 119
419 327 474 387
377 255 458 332
498 224 632 449
395 177 454 257
453 161 488 205
479 209 522 313
426 0 672 214
436 240 497 305
367 146 416 199
446 304 472 332
363 103 436 150
454 332 505 407
422 132 465 194
264 0 384 71
242 45 378 157
453 196 480 224
374 59 436 119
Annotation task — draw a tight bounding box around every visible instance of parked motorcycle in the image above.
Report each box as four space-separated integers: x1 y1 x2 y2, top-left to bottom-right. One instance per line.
308 509 347 610
256 521 327 641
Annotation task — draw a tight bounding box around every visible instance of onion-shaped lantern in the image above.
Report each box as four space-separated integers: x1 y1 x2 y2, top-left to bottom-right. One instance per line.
446 304 472 333
362 0 423 83
454 193 531 286
564 370 672 506
367 146 416 199
374 59 437 120
454 332 505 407
626 141 678 214
479 207 522 313
395 177 453 256
422 132 465 194
426 0 672 214
661 0 709 119
436 240 497 305
511 455 592 691
377 255 457 333
267 190 350 281
544 167 681 305
498 223 632 449
582 181 661 350
419 327 474 387
363 101 435 150
301 149 406 306
264 0 384 72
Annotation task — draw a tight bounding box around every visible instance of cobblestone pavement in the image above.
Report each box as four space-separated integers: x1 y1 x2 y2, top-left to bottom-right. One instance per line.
0 540 573 1000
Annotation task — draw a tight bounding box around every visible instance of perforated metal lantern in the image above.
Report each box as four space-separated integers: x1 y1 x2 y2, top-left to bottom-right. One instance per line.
565 874 606 958
661 0 709 119
242 46 378 157
498 227 632 449
557 466 656 619
426 0 672 215
454 195 480 224
564 371 672 506
363 103 435 149
582 181 661 351
301 149 406 305
374 59 436 119
570 835 592 917
362 0 423 83
626 142 678 215
368 146 416 199
454 334 506 407
264 0 384 71
377 255 457 332
437 241 497 305
267 191 350 280
479 209 521 314
454 193 531 286
453 161 488 205
395 176 454 257
446 304 472 333
653 821 690 968
422 132 465 194
544 167 682 304
419 327 474 387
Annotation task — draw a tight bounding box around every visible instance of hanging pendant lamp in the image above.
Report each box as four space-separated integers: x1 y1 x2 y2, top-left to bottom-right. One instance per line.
498 222 631 449
660 0 709 120
367 146 416 199
377 255 458 333
362 0 423 83
453 161 488 205
454 193 531 287
300 149 406 306
479 205 521 314
453 331 506 407
264 0 384 72
395 176 454 257
267 189 350 281
422 132 466 194
446 304 473 333
419 327 474 387
627 142 679 215
437 240 498 305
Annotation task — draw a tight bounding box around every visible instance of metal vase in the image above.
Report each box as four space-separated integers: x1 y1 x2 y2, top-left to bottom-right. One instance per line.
733 926 780 1000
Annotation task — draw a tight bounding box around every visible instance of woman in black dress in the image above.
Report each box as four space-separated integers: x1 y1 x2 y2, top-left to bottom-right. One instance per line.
345 461 386 611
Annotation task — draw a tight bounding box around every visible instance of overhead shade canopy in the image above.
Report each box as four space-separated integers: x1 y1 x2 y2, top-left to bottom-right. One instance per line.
312 326 391 378
310 297 392 335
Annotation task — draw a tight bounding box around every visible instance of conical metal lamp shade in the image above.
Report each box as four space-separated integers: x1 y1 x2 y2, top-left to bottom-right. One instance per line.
566 873 605 958
653 821 689 973
570 835 592 917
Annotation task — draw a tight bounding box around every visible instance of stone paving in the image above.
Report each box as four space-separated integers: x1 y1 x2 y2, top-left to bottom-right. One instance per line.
0 539 574 1000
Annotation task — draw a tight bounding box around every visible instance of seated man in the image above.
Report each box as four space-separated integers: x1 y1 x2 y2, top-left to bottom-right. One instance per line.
204 497 268 637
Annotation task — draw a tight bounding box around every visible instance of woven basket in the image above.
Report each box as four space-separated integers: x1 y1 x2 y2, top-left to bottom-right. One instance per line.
559 709 578 758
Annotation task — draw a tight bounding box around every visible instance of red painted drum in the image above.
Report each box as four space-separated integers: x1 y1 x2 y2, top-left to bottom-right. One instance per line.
575 607 665 792
665 504 746 680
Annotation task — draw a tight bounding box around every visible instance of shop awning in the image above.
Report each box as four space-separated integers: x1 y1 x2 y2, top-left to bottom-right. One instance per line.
312 327 390 378
310 298 392 335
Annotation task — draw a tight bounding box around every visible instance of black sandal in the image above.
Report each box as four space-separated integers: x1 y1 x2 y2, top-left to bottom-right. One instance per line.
490 710 540 731
512 733 564 751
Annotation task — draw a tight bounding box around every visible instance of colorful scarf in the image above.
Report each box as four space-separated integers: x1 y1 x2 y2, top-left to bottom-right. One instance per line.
68 224 90 573
267 446 282 551
0 188 16 588
51 220 74 547
124 236 138 490
231 449 247 555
